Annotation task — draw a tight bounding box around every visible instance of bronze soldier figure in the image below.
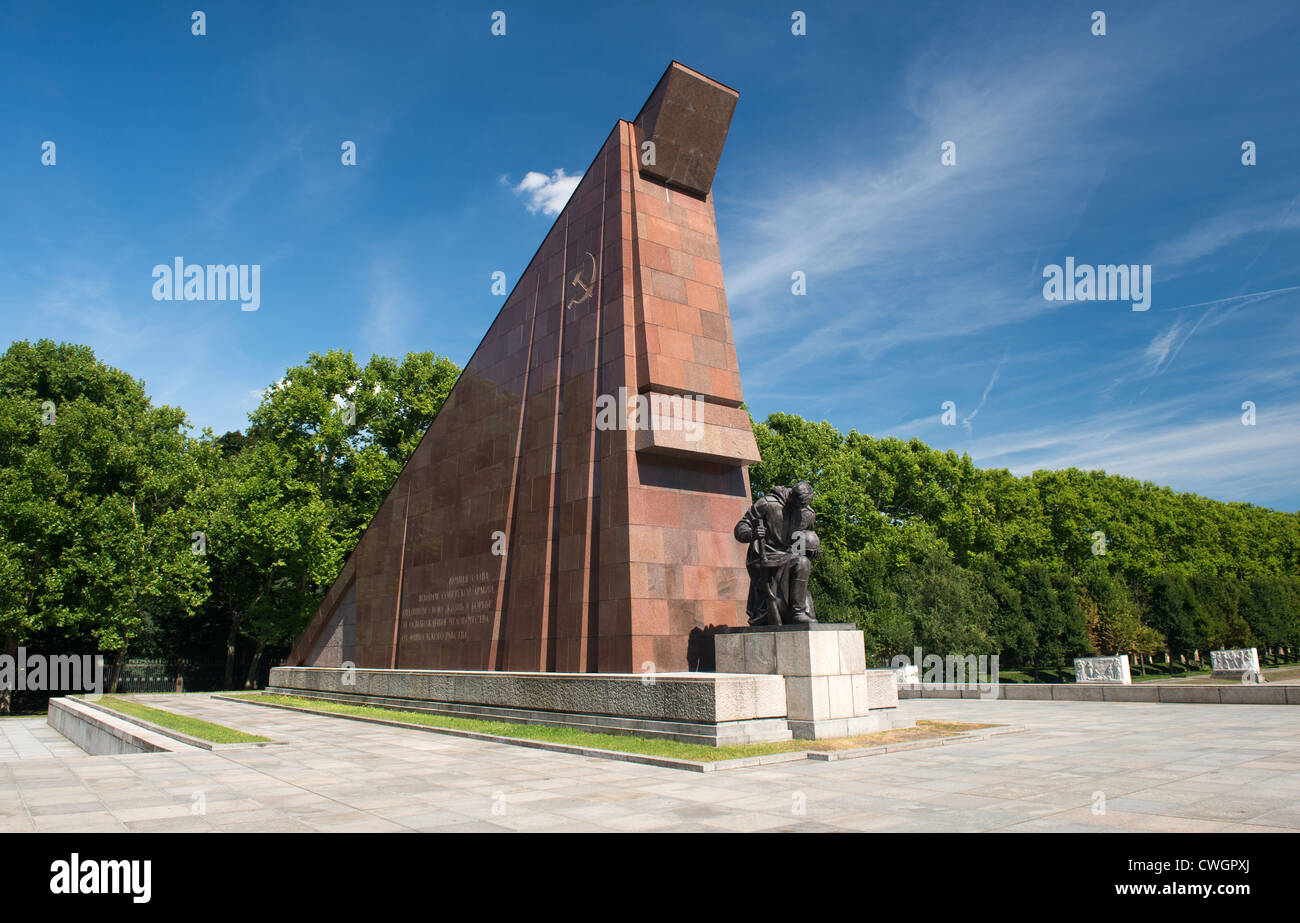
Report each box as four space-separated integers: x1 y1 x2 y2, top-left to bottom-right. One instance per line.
733 480 821 625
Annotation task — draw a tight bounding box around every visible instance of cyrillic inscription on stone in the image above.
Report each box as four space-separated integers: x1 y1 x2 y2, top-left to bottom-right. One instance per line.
1073 655 1132 684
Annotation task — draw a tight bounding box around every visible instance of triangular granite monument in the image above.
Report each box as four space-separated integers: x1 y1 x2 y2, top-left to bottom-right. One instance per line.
288 62 761 674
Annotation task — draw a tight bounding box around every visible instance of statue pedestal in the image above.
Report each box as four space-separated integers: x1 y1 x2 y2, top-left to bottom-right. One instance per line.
715 624 909 739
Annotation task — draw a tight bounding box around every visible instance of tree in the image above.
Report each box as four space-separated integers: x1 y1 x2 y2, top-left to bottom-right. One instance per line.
0 340 208 702
970 553 1033 669
1239 577 1300 661
203 441 340 688
1079 560 1164 666
1190 574 1249 650
245 349 459 546
891 545 996 657
1147 573 1201 672
196 348 458 686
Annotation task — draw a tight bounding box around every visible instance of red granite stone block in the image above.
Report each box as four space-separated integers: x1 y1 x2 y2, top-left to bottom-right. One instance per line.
692 335 726 369
657 327 695 362
598 633 633 672
630 598 669 635
699 309 728 343
648 269 687 303
627 487 680 528
685 208 717 235
642 214 680 248
676 496 714 532
658 527 698 566
710 367 742 403
639 239 672 273
641 324 661 356
641 294 675 328
700 598 743 627
681 360 713 396
627 524 665 564
681 566 717 601
667 248 696 280
709 495 745 533
684 278 720 313
674 305 703 337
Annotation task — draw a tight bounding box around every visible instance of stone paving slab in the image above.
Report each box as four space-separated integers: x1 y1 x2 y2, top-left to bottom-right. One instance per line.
3 693 1297 832
0 716 91 761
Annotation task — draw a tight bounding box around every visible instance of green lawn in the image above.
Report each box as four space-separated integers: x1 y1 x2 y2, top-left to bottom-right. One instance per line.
89 695 272 744
229 692 996 762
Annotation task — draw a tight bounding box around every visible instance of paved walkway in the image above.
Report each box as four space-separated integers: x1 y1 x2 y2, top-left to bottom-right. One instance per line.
0 716 92 762
2 694 1298 832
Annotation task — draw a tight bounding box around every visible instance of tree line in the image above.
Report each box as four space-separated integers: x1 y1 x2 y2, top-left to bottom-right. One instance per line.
0 340 458 705
750 413 1300 677
2 341 1297 706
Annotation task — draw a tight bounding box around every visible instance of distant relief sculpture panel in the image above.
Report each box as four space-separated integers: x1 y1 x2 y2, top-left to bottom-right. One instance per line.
1073 655 1132 684
1210 648 1262 679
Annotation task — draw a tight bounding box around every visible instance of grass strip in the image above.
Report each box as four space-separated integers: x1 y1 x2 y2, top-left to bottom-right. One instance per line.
228 692 994 761
89 695 272 744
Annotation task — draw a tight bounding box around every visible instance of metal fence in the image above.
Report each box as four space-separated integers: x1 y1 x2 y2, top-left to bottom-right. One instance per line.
107 658 286 693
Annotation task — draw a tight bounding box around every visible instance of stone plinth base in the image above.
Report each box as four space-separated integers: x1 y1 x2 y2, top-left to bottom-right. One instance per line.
266 667 792 747
714 624 909 740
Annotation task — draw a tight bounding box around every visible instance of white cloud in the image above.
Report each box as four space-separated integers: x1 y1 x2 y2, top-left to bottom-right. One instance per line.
507 169 580 216
1144 321 1184 372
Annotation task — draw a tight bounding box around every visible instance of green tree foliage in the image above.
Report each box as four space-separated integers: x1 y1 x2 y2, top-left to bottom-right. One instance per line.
203 441 341 688
0 341 459 697
209 348 458 681
0 341 209 700
245 349 459 545
1146 573 1202 668
4 340 1297 691
1078 559 1164 660
748 412 1300 670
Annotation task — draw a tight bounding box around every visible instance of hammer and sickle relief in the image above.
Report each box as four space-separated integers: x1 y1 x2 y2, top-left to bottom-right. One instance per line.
566 250 597 311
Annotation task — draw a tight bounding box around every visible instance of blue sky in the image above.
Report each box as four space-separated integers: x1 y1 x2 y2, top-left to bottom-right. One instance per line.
3 0 1298 510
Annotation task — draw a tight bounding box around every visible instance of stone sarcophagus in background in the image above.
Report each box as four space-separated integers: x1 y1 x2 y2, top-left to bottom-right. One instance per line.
287 62 760 674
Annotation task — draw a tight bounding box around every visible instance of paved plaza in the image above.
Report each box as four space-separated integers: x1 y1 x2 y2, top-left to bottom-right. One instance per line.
2 694 1298 833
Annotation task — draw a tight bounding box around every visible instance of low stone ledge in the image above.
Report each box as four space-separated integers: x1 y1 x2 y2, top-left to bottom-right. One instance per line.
1156 686 1222 704
1217 685 1289 705
1104 684 1161 702
898 683 1298 704
1051 684 1105 702
266 666 792 746
47 697 202 756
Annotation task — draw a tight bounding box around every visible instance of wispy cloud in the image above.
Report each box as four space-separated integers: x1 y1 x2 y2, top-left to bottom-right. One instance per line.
721 5 1291 395
966 398 1300 503
961 350 1007 434
722 24 1149 382
1151 194 1300 273
1144 321 1184 372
